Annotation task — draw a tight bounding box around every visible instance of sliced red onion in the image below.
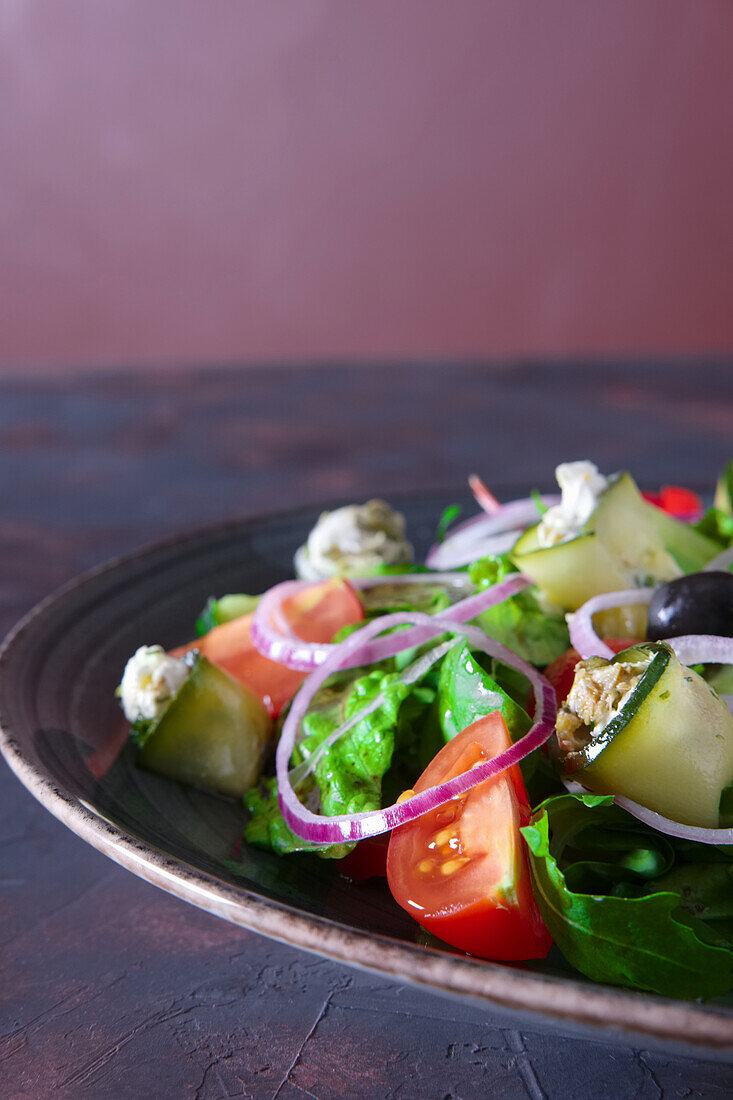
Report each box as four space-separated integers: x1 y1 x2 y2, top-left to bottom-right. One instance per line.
251 573 531 672
665 634 733 666
703 546 733 573
275 610 557 845
468 474 501 515
570 589 733 667
426 494 560 570
288 636 458 788
569 589 654 659
561 777 733 845
614 795 733 844
250 574 465 672
250 580 326 669
352 572 473 591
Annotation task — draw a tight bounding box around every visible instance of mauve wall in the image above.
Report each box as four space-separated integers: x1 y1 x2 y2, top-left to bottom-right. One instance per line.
2 2 733 369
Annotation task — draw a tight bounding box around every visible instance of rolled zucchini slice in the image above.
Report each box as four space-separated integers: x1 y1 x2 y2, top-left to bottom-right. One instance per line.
555 642 733 827
137 656 272 797
511 473 680 611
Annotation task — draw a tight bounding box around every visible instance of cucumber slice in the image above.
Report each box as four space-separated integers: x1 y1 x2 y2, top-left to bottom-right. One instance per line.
645 503 722 573
138 656 271 797
714 460 733 515
196 593 260 636
511 473 680 611
558 643 733 827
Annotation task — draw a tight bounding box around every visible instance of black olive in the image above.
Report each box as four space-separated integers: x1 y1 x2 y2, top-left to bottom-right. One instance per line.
647 571 733 640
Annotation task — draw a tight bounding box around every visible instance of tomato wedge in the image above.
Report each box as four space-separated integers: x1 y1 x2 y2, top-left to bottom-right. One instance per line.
387 712 552 961
172 578 363 718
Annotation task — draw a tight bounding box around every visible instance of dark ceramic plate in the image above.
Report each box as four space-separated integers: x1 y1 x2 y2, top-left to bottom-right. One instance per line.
1 498 732 1058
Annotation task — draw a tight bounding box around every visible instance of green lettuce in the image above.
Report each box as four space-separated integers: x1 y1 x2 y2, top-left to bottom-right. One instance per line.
522 794 733 998
244 668 439 859
437 640 530 743
436 641 562 805
469 556 570 667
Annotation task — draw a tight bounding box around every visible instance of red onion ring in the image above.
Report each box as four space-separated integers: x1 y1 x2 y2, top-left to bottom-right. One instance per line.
569 588 653 659
468 474 501 515
613 794 733 844
275 610 557 845
570 589 733 666
251 573 531 672
288 636 458 788
664 634 733 666
562 778 733 845
426 494 560 571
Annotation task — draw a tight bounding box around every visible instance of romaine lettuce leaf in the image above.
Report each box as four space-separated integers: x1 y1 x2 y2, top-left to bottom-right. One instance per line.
469 556 570 666
244 668 439 859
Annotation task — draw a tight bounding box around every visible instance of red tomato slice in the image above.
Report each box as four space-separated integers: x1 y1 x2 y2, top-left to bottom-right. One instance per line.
171 578 363 718
387 712 552 961
543 637 640 707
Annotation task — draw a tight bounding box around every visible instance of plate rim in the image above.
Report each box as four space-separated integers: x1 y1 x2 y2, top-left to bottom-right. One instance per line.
1 506 732 1054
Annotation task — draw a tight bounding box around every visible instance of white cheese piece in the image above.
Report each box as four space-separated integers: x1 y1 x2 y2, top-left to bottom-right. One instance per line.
119 645 189 722
294 499 413 581
537 461 609 548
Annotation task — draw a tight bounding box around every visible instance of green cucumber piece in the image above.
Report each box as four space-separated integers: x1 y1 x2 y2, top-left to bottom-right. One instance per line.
511 473 679 611
196 593 260 636
644 503 722 573
714 460 733 515
560 643 733 827
138 656 271 797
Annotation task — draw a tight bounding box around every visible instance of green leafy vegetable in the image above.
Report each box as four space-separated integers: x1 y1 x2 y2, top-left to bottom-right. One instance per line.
531 489 548 515
522 794 733 998
695 508 733 548
437 640 530 743
244 668 439 859
435 503 461 543
436 641 561 804
130 717 153 748
469 556 570 666
357 581 455 618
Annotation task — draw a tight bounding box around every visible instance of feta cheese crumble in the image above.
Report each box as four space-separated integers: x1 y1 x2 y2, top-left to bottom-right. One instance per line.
294 500 413 581
537 461 609 548
119 645 189 723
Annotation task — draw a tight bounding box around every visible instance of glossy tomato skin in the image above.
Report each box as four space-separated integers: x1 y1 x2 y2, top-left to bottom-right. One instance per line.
172 578 363 717
387 712 552 961
543 638 640 706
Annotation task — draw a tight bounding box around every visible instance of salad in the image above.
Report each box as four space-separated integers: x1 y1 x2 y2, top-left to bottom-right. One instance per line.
119 461 733 1000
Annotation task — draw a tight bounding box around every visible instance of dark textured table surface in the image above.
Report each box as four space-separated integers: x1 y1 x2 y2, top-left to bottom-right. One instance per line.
2 361 733 1099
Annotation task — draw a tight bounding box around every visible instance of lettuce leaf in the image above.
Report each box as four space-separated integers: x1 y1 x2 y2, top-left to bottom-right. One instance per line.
469 556 570 667
522 794 733 998
244 668 439 859
436 641 562 805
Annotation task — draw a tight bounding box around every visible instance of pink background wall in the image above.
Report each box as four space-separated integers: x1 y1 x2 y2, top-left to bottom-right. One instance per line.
2 2 733 369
